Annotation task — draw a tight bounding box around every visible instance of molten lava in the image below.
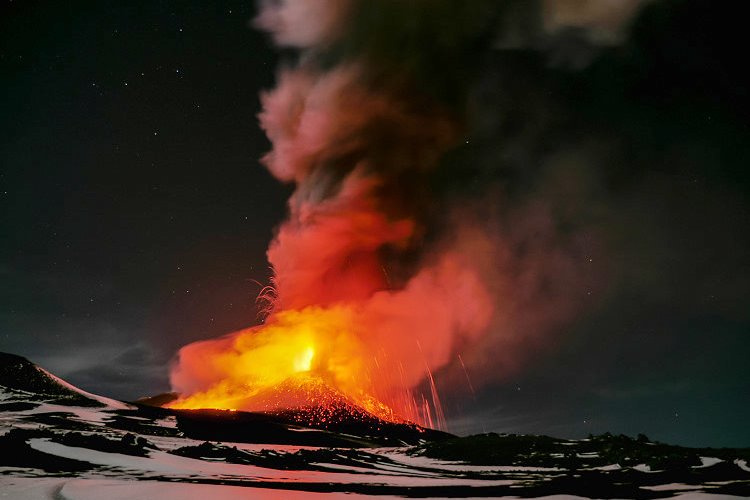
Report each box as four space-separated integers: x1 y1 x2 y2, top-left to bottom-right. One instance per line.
169 306 409 424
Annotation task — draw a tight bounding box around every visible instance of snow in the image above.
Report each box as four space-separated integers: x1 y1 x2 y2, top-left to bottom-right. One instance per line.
673 494 749 500
642 483 707 491
0 388 17 401
308 461 432 476
1 477 391 499
151 416 178 429
26 439 518 488
0 477 605 500
58 480 379 500
28 438 271 478
0 466 46 475
378 451 563 473
3 477 744 500
139 434 200 451
40 369 131 410
593 463 622 471
0 477 69 499
735 459 750 472
29 402 114 425
214 441 324 454
694 457 724 468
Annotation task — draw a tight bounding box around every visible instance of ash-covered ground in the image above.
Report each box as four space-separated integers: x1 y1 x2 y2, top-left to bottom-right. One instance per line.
1 352 748 499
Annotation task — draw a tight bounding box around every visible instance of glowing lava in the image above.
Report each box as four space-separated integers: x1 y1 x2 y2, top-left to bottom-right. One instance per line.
168 306 404 423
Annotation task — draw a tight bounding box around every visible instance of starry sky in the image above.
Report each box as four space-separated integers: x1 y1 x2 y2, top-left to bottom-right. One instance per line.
1 0 748 447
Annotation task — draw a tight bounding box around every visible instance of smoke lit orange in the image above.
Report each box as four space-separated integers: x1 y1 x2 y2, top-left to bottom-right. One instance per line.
170 306 422 424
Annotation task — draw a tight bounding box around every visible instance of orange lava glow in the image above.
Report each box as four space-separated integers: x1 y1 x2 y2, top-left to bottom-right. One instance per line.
168 254 493 429
169 306 411 423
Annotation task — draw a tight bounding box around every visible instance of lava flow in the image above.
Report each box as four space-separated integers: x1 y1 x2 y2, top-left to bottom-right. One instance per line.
168 1 496 429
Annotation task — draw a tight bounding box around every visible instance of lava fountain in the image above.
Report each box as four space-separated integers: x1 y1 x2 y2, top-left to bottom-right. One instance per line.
168 0 496 428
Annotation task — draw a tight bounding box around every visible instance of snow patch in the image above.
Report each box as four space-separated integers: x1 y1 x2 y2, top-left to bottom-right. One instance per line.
378 451 563 473
40 368 131 410
152 416 178 429
28 402 112 424
0 476 69 499
672 494 748 500
594 464 622 471
4 477 383 500
641 483 708 491
694 456 723 468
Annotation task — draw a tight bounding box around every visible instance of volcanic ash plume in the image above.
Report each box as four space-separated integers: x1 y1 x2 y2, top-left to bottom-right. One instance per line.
168 0 496 427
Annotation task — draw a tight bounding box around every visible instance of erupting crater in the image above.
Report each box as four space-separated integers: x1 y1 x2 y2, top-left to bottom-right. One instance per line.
167 306 443 428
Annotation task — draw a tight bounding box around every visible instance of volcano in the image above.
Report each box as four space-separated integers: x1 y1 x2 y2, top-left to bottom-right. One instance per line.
147 373 450 447
0 352 448 447
2 351 749 498
167 376 449 447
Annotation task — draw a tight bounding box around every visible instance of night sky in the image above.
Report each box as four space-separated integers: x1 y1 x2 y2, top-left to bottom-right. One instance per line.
2 0 748 448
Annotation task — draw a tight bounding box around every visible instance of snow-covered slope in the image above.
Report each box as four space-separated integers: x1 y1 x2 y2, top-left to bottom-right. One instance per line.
0 352 130 410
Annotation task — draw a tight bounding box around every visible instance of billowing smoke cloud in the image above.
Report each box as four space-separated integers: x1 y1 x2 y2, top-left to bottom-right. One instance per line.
169 0 667 425
253 0 499 399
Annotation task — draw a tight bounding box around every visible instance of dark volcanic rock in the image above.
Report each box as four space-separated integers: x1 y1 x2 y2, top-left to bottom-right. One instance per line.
0 401 39 411
174 408 379 447
54 431 158 457
414 432 750 497
138 377 451 447
23 411 99 432
104 412 182 437
417 432 750 468
0 352 105 407
134 391 180 407
173 406 451 448
270 403 452 446
0 429 94 474
169 441 413 474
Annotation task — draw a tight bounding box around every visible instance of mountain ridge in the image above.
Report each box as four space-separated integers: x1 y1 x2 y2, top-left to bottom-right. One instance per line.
0 351 449 447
